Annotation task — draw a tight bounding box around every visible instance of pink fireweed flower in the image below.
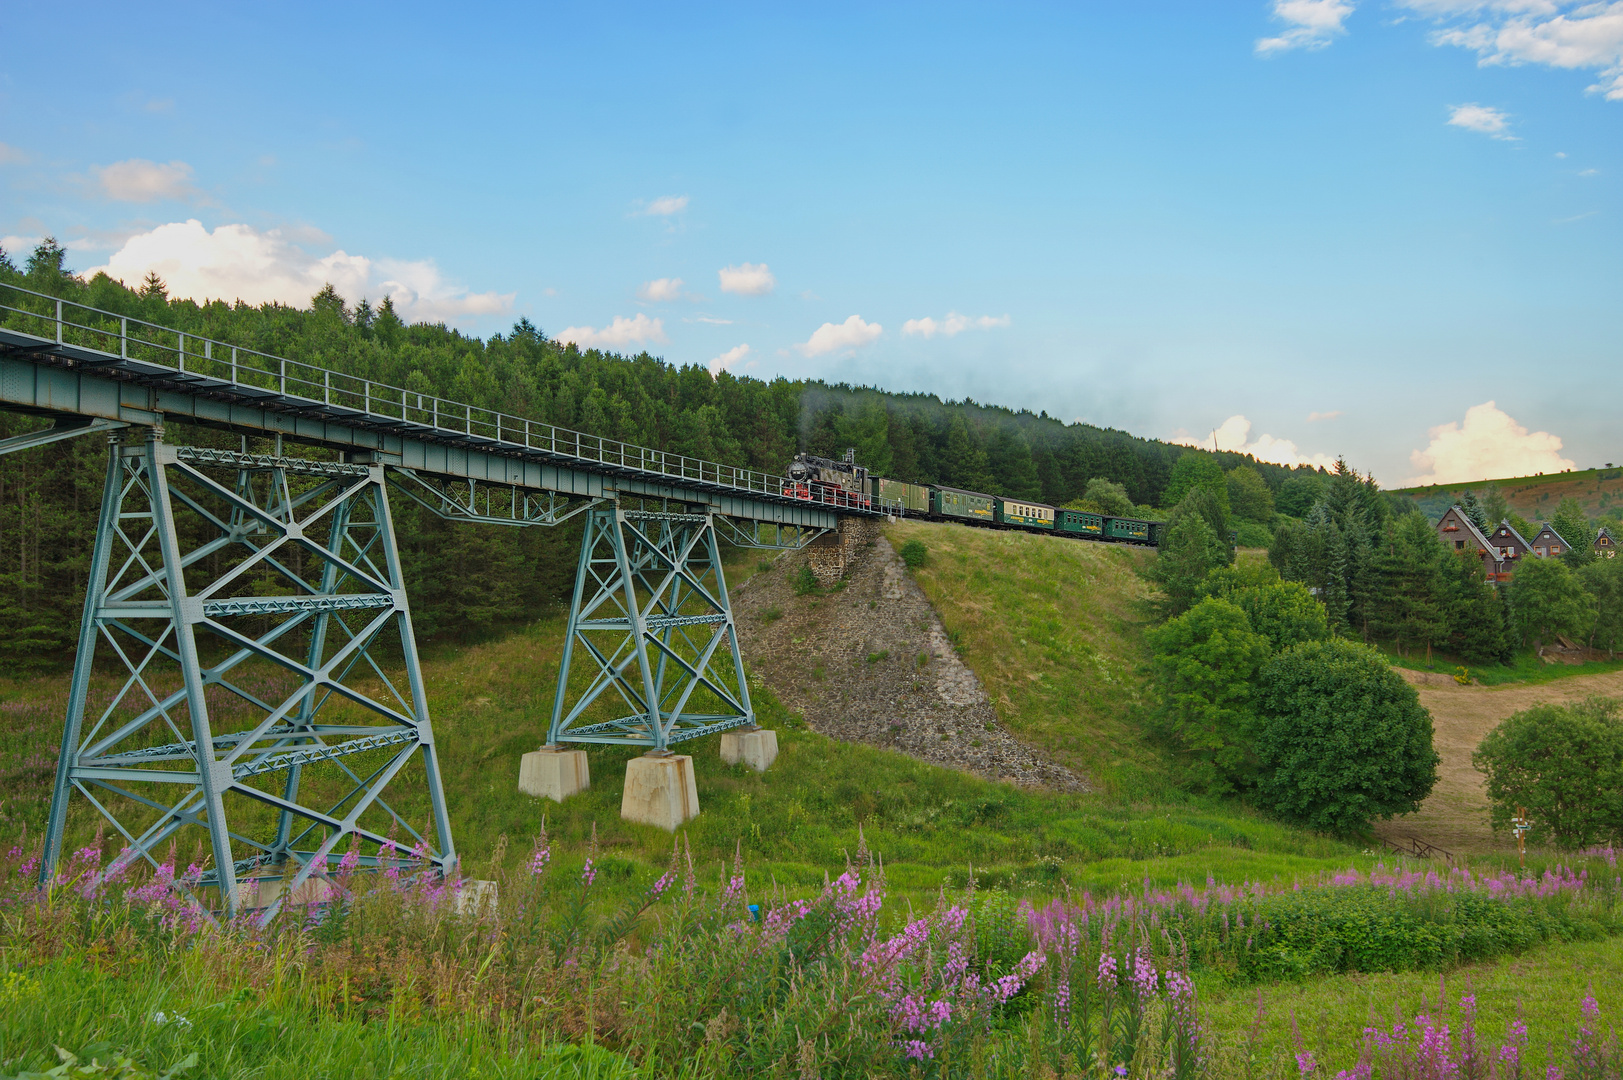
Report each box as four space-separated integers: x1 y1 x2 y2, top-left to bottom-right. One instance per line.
580 857 597 888
649 868 674 900
528 839 551 877
1297 1051 1318 1077
1130 944 1159 1003
1097 950 1118 992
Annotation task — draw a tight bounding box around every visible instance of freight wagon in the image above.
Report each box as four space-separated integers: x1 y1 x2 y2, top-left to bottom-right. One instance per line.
871 477 930 514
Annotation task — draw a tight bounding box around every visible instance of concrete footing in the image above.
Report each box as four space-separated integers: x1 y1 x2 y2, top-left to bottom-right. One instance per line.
720 728 778 772
250 874 337 909
518 745 591 802
621 753 700 830
454 878 499 916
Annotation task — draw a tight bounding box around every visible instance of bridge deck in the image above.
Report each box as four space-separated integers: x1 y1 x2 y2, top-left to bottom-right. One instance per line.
0 287 875 527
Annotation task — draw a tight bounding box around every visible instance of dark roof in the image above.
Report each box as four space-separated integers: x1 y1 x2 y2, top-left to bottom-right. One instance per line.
1532 523 1572 548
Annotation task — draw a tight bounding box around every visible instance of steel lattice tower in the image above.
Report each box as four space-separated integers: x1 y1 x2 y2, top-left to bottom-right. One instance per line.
548 507 756 750
42 428 454 918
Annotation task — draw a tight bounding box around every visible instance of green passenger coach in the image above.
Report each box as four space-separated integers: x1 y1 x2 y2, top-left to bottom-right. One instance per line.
932 487 995 522
1058 509 1104 536
995 498 1056 530
1105 516 1151 542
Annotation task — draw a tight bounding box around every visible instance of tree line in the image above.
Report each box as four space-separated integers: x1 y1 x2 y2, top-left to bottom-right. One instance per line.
1140 455 1623 831
0 238 1324 662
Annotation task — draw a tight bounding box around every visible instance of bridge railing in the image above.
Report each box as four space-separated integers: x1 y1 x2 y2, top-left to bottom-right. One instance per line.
0 284 901 515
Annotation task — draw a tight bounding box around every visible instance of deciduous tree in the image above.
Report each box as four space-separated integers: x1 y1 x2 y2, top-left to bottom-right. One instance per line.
1255 638 1439 834
1474 697 1623 848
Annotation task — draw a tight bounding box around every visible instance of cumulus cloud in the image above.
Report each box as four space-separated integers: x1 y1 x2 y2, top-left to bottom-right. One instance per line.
85 219 512 323
901 312 1012 338
718 262 776 296
1307 410 1344 422
1405 401 1575 484
556 313 667 351
708 343 750 377
94 158 200 202
1403 0 1623 100
637 277 687 302
1447 102 1518 137
796 315 882 357
638 195 689 216
1256 0 1356 54
1168 415 1338 469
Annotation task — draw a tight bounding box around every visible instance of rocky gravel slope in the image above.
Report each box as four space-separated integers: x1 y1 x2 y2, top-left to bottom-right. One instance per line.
729 520 1085 790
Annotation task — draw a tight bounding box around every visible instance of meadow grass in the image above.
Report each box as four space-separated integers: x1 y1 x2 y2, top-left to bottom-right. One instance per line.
0 959 638 1079
1376 641 1623 686
1198 932 1623 1075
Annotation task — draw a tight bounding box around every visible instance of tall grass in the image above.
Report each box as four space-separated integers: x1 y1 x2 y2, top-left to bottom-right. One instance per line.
5 834 1621 1078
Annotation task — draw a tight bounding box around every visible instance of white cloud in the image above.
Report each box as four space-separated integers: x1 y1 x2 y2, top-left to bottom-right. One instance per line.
708 343 750 377
84 219 512 323
796 315 882 357
637 277 686 302
1580 166 1601 174
692 315 734 324
93 158 200 202
0 143 30 166
1256 0 1356 54
638 195 689 216
1405 0 1623 100
1447 102 1518 137
1168 415 1338 469
1405 401 1575 484
556 313 667 351
718 262 776 296
901 312 1012 338
1307 410 1344 421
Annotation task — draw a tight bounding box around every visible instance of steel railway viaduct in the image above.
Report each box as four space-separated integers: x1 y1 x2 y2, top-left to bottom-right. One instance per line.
0 285 890 918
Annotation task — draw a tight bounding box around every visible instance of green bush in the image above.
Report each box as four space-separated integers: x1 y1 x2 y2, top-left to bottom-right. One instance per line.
1473 696 1623 848
791 565 819 595
1234 521 1274 549
1254 638 1439 834
899 538 928 569
1147 597 1270 794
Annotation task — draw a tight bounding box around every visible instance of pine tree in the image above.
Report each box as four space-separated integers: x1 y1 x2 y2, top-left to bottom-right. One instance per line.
1551 497 1595 569
1460 490 1487 531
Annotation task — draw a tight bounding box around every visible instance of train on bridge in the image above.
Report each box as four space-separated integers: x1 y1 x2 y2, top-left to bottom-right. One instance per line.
783 450 1165 545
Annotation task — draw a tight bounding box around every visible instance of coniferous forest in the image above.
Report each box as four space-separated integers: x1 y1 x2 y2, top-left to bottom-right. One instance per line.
0 239 1318 661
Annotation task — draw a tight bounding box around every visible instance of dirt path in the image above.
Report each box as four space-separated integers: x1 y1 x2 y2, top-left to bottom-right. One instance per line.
1374 667 1623 855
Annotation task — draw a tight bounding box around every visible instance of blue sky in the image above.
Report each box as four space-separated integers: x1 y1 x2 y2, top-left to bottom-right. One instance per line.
1 1 1619 486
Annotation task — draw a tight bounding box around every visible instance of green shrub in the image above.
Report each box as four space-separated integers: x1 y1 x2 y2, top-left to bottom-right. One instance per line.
1473 696 1623 848
791 565 819 595
1146 597 1270 794
899 538 928 569
1254 638 1439 834
763 607 783 623
1234 521 1273 548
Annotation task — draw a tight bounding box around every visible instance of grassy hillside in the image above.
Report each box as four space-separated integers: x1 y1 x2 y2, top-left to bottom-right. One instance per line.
884 520 1165 796
1393 466 1623 524
2 534 1372 909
